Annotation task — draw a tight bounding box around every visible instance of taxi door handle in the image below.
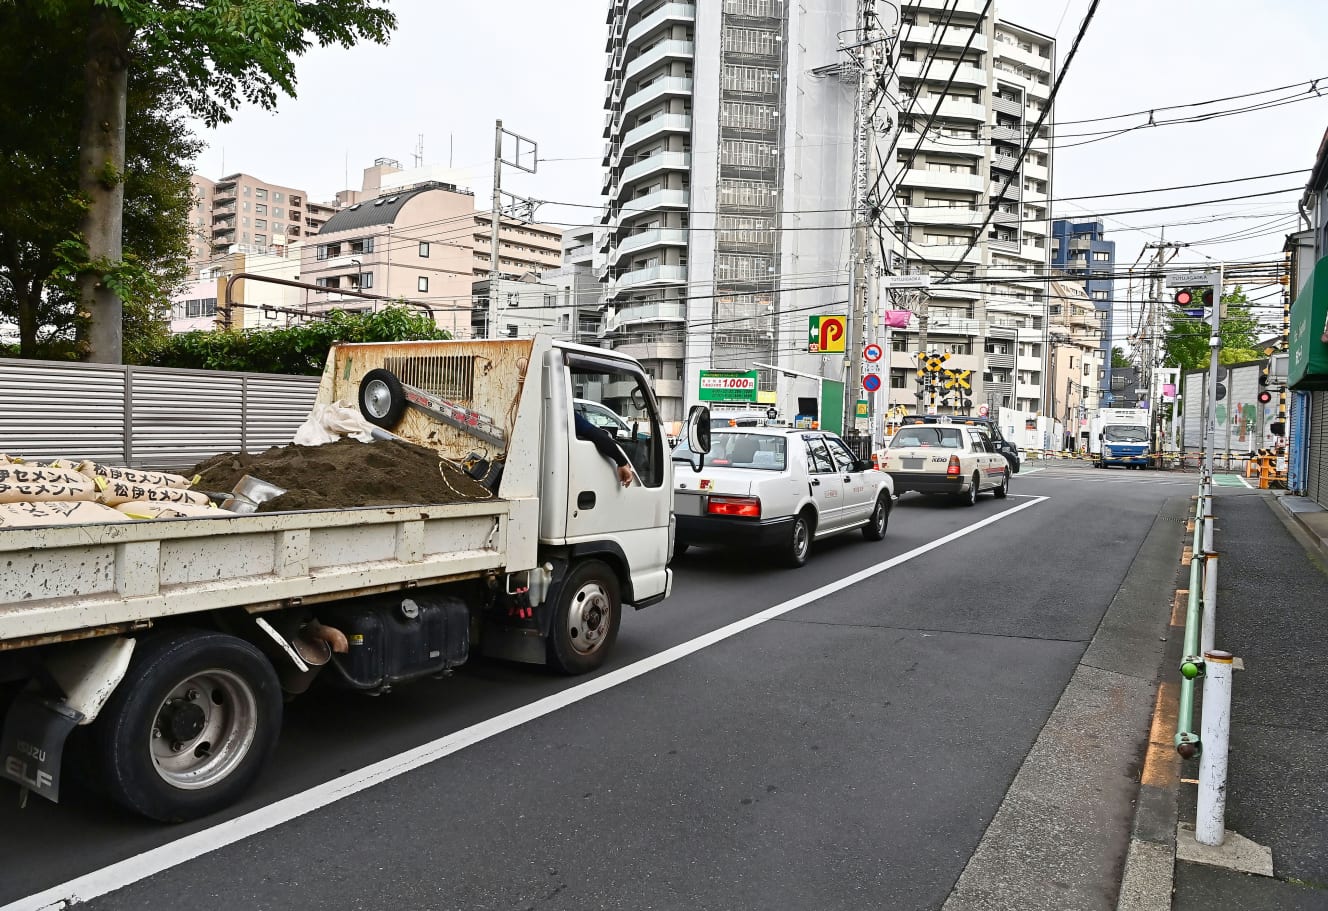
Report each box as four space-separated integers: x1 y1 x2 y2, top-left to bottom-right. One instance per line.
810 478 821 486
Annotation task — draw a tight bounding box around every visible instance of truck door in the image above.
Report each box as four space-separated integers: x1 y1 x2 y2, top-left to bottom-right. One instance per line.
559 353 670 602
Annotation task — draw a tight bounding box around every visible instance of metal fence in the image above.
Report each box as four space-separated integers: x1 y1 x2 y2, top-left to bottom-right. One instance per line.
0 358 319 469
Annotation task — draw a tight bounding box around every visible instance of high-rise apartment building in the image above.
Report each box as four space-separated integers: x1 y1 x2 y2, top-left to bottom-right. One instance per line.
1052 218 1115 396
885 3 1055 416
602 0 880 422
201 173 322 260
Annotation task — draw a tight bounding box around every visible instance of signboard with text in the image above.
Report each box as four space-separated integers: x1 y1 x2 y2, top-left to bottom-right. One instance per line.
698 370 759 403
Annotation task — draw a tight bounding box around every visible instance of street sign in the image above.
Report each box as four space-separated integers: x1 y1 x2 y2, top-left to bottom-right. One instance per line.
978 404 990 417
862 373 882 393
881 274 931 289
863 343 883 362
855 399 869 418
1182 308 1206 318
698 370 758 403
808 315 847 353
1166 271 1219 288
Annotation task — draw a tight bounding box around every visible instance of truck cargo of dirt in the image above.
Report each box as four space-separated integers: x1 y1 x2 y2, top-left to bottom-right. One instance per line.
192 439 493 511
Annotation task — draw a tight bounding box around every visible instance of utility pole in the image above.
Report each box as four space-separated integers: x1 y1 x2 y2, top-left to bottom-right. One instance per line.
846 0 877 438
488 120 539 338
914 289 930 412
1204 265 1224 479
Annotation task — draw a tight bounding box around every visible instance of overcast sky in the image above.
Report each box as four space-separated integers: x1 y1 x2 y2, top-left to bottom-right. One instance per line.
194 0 1328 337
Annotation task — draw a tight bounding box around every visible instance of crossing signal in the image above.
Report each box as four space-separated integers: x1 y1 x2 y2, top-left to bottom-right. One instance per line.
1174 289 1194 307
1258 390 1273 404
1174 288 1215 308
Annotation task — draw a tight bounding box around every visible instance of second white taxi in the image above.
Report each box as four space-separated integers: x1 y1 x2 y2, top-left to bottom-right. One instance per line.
671 428 894 567
877 423 1010 506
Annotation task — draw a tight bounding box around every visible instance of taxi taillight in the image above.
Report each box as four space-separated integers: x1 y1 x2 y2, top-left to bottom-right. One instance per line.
707 495 761 518
946 455 961 476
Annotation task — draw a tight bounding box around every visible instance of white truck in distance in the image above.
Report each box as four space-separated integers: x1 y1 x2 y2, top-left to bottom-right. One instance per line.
1090 407 1152 469
0 335 706 821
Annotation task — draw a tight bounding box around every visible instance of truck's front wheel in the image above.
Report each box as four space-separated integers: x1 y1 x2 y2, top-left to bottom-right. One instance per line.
90 630 282 822
547 560 621 675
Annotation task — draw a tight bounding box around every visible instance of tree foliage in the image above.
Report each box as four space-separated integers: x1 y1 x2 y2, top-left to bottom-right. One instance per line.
0 3 197 360
28 0 396 362
1162 285 1262 373
1111 346 1132 368
143 307 450 376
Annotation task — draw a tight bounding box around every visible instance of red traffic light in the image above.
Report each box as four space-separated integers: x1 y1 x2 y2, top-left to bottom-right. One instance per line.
1174 289 1194 306
1258 390 1273 404
1200 289 1214 306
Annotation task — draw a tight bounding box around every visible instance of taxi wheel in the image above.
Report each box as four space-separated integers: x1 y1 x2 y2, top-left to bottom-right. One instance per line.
994 471 1009 499
961 473 980 507
782 513 813 568
862 494 890 541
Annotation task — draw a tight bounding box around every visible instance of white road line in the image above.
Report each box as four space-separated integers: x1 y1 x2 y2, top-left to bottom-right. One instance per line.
1238 474 1254 489
3 497 1051 911
1018 467 1045 475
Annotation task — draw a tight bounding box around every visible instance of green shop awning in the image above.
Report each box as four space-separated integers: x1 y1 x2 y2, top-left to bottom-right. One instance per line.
1289 255 1328 390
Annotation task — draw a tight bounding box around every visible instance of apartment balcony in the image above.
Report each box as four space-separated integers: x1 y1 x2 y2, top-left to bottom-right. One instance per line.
926 97 987 122
624 39 694 83
896 60 987 88
626 3 695 50
621 113 692 151
927 315 981 335
902 0 988 13
211 224 236 239
1024 159 1048 182
901 205 985 227
989 237 1020 254
603 107 622 139
991 209 1019 227
614 228 688 260
1020 244 1048 262
895 131 983 159
992 95 1024 118
618 187 689 215
991 151 1021 172
605 48 624 80
914 243 981 265
990 179 1021 201
602 302 687 330
899 169 984 193
905 25 988 54
621 151 691 186
990 124 1022 142
602 141 619 168
993 39 1052 74
613 340 686 361
622 76 693 119
613 264 688 292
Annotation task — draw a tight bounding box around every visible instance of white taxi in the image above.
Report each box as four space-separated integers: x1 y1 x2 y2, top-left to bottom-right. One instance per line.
671 428 894 568
877 423 1009 506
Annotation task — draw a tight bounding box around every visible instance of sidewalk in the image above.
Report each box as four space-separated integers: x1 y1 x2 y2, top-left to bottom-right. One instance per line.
1121 488 1328 910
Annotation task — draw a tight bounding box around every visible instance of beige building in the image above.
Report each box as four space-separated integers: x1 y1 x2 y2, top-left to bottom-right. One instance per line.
1048 281 1105 450
169 247 304 334
191 172 324 264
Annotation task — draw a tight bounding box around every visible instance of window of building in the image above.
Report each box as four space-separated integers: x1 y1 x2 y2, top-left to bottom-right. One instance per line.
255 188 268 200
253 234 266 245
273 208 284 219
348 238 374 254
255 204 268 216
720 139 776 169
418 276 429 293
182 297 217 318
419 241 430 258
242 201 250 212
315 277 340 289
506 324 518 338
1091 289 1109 300
1092 251 1110 261
358 272 373 289
254 219 267 230
243 186 250 196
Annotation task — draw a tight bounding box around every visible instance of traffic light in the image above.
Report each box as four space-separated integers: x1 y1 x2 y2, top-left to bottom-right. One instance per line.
1258 390 1273 404
1174 288 1215 308
1174 289 1194 307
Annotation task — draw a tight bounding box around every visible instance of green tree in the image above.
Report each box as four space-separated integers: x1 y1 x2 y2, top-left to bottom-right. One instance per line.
0 3 198 360
1111 346 1132 368
145 307 450 376
1162 285 1261 372
34 0 396 364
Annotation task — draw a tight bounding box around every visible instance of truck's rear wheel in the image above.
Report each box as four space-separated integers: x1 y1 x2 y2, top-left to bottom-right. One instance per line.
90 630 282 822
547 560 621 675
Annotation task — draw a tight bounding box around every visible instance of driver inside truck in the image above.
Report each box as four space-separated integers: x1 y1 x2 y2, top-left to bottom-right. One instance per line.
574 412 634 487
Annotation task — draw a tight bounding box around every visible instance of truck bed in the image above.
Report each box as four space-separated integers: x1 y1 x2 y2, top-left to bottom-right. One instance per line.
0 496 539 647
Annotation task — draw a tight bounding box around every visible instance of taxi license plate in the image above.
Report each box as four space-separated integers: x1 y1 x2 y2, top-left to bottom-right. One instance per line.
902 458 924 470
674 493 705 516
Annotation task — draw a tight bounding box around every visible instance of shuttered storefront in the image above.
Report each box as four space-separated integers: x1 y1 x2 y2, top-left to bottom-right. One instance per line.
1309 391 1328 507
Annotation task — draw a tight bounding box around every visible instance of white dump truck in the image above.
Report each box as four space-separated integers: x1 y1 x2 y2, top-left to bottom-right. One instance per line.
0 335 706 821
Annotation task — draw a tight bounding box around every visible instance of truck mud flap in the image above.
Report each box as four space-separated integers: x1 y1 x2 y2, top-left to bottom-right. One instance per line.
1 693 82 803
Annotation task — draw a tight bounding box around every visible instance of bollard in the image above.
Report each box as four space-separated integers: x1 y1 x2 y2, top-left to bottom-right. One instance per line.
1201 552 1218 656
1196 650 1235 846
1203 511 1214 553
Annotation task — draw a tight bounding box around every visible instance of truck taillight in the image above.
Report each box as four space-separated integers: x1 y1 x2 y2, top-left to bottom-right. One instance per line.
946 455 961 476
707 495 761 518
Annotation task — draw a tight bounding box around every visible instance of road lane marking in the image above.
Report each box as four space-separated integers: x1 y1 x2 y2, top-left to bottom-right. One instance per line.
1238 475 1254 489
2 497 1049 911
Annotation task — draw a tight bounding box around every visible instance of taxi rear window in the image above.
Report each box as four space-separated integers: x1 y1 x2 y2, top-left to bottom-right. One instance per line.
889 427 965 449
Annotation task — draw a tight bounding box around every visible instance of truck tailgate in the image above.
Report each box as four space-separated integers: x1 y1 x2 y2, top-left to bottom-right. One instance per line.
0 497 537 645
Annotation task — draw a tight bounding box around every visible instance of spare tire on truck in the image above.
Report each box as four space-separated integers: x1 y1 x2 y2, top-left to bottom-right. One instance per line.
89 630 282 822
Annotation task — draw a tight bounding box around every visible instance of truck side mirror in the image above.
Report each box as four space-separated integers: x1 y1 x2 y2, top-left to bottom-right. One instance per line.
685 405 711 472
1098 432 1104 441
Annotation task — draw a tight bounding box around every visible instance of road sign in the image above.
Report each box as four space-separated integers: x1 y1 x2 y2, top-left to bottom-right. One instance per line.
863 343 883 362
855 399 869 418
808 315 847 353
1182 308 1206 318
1103 392 1115 404
978 404 990 417
698 370 758 403
881 274 931 289
862 373 882 393
1166 271 1218 288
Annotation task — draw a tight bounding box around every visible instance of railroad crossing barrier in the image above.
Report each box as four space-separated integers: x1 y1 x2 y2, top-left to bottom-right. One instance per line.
1174 470 1236 846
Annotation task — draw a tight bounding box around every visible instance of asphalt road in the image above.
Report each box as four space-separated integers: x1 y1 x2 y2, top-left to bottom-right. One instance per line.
0 464 1194 910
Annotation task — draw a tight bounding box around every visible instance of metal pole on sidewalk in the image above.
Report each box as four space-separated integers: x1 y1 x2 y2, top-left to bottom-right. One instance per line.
1203 266 1224 480
1201 552 1218 656
1202 502 1215 553
1196 650 1235 846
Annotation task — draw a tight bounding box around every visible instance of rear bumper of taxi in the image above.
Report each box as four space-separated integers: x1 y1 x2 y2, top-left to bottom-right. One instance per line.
886 471 966 494
676 513 795 548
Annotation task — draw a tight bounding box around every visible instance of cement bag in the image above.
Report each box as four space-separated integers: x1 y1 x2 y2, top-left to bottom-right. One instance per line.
0 500 131 528
0 466 97 503
97 480 211 507
293 402 378 446
116 501 225 519
79 461 193 490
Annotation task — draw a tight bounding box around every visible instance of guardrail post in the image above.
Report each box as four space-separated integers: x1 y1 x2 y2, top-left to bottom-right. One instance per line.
1196 650 1235 846
1201 552 1218 656
1202 505 1215 553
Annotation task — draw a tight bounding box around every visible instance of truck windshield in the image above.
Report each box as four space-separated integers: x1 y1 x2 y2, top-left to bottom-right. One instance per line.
1103 425 1148 442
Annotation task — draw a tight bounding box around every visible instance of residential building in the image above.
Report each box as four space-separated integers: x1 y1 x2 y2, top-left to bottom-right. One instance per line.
300 181 478 336
169 246 303 333
563 227 598 272
472 213 563 279
202 172 317 261
602 0 887 422
885 3 1055 417
187 176 215 266
1052 218 1115 395
1047 280 1104 449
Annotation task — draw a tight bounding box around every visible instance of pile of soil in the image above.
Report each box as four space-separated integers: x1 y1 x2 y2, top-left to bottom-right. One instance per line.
192 439 494 512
